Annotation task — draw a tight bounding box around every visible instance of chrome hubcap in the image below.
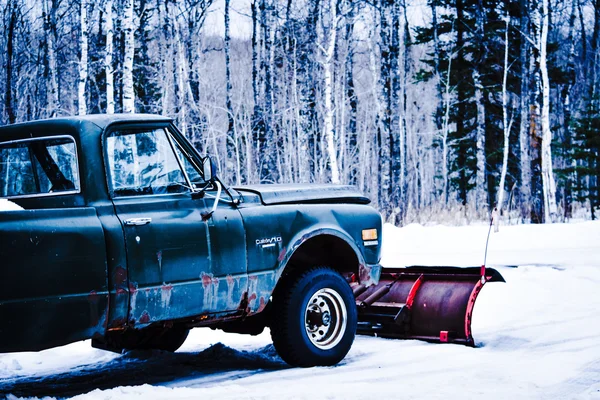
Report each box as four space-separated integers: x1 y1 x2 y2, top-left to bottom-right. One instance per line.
305 288 347 350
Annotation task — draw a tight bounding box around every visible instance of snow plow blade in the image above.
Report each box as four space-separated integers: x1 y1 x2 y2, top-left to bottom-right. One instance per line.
354 266 505 346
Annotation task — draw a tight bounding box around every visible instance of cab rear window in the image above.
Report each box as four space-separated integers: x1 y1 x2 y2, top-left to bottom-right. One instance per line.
0 137 80 198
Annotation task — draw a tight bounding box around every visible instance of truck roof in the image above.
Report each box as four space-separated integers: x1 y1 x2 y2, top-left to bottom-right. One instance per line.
0 114 172 143
0 113 171 131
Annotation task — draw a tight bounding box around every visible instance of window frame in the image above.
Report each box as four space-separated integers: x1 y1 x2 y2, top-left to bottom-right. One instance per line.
0 135 81 200
167 122 215 191
103 123 205 199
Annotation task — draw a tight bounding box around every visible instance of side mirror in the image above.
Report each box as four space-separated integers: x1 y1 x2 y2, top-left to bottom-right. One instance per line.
202 156 218 182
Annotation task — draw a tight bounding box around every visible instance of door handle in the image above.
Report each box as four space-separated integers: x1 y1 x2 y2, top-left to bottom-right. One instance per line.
124 217 152 226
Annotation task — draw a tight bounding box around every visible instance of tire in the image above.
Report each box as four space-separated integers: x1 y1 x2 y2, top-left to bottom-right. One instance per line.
93 326 189 353
270 266 357 367
146 327 189 352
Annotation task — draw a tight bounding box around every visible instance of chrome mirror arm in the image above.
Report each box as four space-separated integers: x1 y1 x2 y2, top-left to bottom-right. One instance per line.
201 181 222 221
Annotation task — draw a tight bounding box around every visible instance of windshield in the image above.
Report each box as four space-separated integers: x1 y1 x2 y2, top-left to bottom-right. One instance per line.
106 128 205 196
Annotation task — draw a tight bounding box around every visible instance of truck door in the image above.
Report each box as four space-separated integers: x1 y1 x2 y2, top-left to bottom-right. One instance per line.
105 126 246 327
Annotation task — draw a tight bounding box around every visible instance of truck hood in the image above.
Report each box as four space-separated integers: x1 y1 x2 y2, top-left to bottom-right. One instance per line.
234 184 371 206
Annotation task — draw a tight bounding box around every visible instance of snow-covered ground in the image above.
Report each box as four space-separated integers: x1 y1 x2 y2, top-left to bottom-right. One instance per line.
1 221 599 399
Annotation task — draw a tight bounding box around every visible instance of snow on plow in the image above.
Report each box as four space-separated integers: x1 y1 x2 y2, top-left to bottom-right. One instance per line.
353 266 505 346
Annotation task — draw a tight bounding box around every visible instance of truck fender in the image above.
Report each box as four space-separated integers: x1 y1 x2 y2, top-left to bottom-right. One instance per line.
275 225 379 287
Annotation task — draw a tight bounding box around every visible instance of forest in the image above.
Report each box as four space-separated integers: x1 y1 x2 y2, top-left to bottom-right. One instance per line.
1 0 599 224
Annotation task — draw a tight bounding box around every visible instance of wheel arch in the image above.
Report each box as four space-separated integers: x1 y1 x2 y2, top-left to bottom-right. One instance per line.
276 227 365 286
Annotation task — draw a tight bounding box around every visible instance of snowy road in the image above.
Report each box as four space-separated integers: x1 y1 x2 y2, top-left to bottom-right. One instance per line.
1 221 599 399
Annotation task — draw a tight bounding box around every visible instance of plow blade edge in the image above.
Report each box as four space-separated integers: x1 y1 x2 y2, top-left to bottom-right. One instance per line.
354 266 505 346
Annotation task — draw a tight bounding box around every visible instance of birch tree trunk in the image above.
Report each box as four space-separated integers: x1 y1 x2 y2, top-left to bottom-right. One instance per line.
306 0 321 182
401 0 410 201
539 0 558 221
497 12 511 214
292 41 304 183
519 0 531 220
5 0 16 124
344 6 357 185
322 0 340 184
260 0 275 182
159 0 176 117
578 1 588 83
562 0 578 219
473 69 486 208
43 0 59 117
250 1 261 183
78 0 88 115
431 0 442 132
224 0 239 184
368 7 383 209
377 0 400 214
374 3 389 210
122 0 135 113
175 13 187 136
473 0 486 210
530 4 544 223
388 0 402 222
441 32 454 205
105 0 114 114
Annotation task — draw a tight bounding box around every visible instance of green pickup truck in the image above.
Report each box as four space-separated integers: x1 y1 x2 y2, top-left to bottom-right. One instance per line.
0 114 383 367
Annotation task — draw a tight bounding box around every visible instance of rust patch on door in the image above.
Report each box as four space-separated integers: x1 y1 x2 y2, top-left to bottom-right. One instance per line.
139 311 151 324
161 284 173 307
114 266 128 295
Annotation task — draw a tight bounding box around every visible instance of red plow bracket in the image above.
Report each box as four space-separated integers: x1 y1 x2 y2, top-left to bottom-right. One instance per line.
353 266 505 346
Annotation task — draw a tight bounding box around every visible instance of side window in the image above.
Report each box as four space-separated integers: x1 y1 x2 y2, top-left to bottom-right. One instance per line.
107 128 190 196
0 137 79 198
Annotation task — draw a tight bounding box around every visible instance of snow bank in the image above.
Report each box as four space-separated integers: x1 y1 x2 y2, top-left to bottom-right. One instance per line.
381 220 600 268
0 199 23 211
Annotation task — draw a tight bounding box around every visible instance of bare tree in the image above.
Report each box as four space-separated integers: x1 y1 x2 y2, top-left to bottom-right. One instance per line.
319 0 341 183
43 0 60 116
78 0 88 115
473 0 486 209
441 46 454 205
105 0 115 114
538 0 558 221
4 0 17 124
561 0 578 219
497 10 512 214
224 0 239 184
519 0 532 220
122 0 135 113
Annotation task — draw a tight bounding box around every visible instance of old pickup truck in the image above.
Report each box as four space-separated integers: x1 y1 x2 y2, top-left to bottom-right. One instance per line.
0 114 504 370
0 114 383 367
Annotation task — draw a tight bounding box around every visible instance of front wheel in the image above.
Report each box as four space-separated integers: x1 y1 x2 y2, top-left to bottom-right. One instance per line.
270 266 357 367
